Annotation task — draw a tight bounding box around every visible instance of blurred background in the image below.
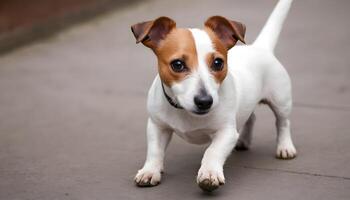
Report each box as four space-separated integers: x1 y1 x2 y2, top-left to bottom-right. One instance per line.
0 0 349 199
0 0 134 53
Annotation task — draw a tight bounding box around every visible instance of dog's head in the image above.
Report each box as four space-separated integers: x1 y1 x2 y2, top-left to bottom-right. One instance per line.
131 16 245 116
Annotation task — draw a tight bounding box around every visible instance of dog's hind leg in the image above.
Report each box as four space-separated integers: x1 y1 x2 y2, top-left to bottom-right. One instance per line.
235 113 256 151
264 64 297 159
267 99 296 159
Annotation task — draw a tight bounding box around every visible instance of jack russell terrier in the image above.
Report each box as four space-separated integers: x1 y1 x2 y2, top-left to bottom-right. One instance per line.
131 0 297 192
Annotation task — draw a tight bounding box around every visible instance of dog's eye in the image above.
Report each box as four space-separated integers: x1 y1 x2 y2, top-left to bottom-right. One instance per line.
170 59 187 73
211 58 224 71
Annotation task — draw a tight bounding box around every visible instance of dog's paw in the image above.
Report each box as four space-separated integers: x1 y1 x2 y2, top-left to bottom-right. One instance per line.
276 143 297 159
197 166 225 192
234 139 250 151
134 168 162 187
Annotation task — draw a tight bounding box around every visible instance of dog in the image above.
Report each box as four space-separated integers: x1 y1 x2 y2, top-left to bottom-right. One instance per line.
131 0 296 192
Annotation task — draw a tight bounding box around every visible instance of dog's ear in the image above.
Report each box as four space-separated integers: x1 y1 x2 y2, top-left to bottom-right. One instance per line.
205 16 246 49
131 17 176 49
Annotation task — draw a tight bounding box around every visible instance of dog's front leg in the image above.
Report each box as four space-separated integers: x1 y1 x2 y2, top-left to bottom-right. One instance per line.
134 118 172 187
197 126 238 191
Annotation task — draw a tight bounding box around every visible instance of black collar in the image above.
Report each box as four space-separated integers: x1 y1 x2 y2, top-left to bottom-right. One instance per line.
161 83 183 109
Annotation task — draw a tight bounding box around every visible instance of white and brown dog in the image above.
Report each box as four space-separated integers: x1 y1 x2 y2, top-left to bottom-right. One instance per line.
131 0 296 191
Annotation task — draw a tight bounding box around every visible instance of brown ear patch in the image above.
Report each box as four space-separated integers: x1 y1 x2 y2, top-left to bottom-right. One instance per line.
131 17 176 49
205 16 246 49
155 28 198 86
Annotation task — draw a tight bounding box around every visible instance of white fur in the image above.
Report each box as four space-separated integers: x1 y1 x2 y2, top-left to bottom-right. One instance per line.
254 0 293 51
135 0 296 189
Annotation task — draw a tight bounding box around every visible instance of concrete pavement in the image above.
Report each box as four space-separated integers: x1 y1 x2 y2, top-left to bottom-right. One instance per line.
0 0 350 199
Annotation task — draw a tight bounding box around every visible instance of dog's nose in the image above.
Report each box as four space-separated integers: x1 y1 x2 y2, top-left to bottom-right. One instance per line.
194 94 213 111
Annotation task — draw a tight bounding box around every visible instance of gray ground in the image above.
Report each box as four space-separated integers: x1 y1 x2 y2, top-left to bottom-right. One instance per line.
1 0 350 199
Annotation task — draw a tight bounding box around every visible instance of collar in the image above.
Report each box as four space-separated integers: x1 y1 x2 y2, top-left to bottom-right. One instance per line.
161 82 183 109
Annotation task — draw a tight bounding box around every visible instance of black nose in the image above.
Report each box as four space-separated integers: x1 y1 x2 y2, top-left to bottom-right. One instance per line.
194 94 213 111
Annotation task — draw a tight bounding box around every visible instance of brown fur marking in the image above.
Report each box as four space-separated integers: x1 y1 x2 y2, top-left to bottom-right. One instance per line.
205 28 228 83
155 28 198 86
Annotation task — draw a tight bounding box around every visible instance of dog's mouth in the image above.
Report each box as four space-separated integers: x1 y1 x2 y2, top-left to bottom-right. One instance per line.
191 109 210 116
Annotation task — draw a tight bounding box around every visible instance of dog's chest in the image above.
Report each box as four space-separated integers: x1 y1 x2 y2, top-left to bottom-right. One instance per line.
156 110 221 144
173 128 214 144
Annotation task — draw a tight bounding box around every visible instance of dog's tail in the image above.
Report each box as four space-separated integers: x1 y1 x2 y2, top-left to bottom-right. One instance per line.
253 0 293 52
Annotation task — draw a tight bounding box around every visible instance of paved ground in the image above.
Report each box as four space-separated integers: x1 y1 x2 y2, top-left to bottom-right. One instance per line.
0 0 350 199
